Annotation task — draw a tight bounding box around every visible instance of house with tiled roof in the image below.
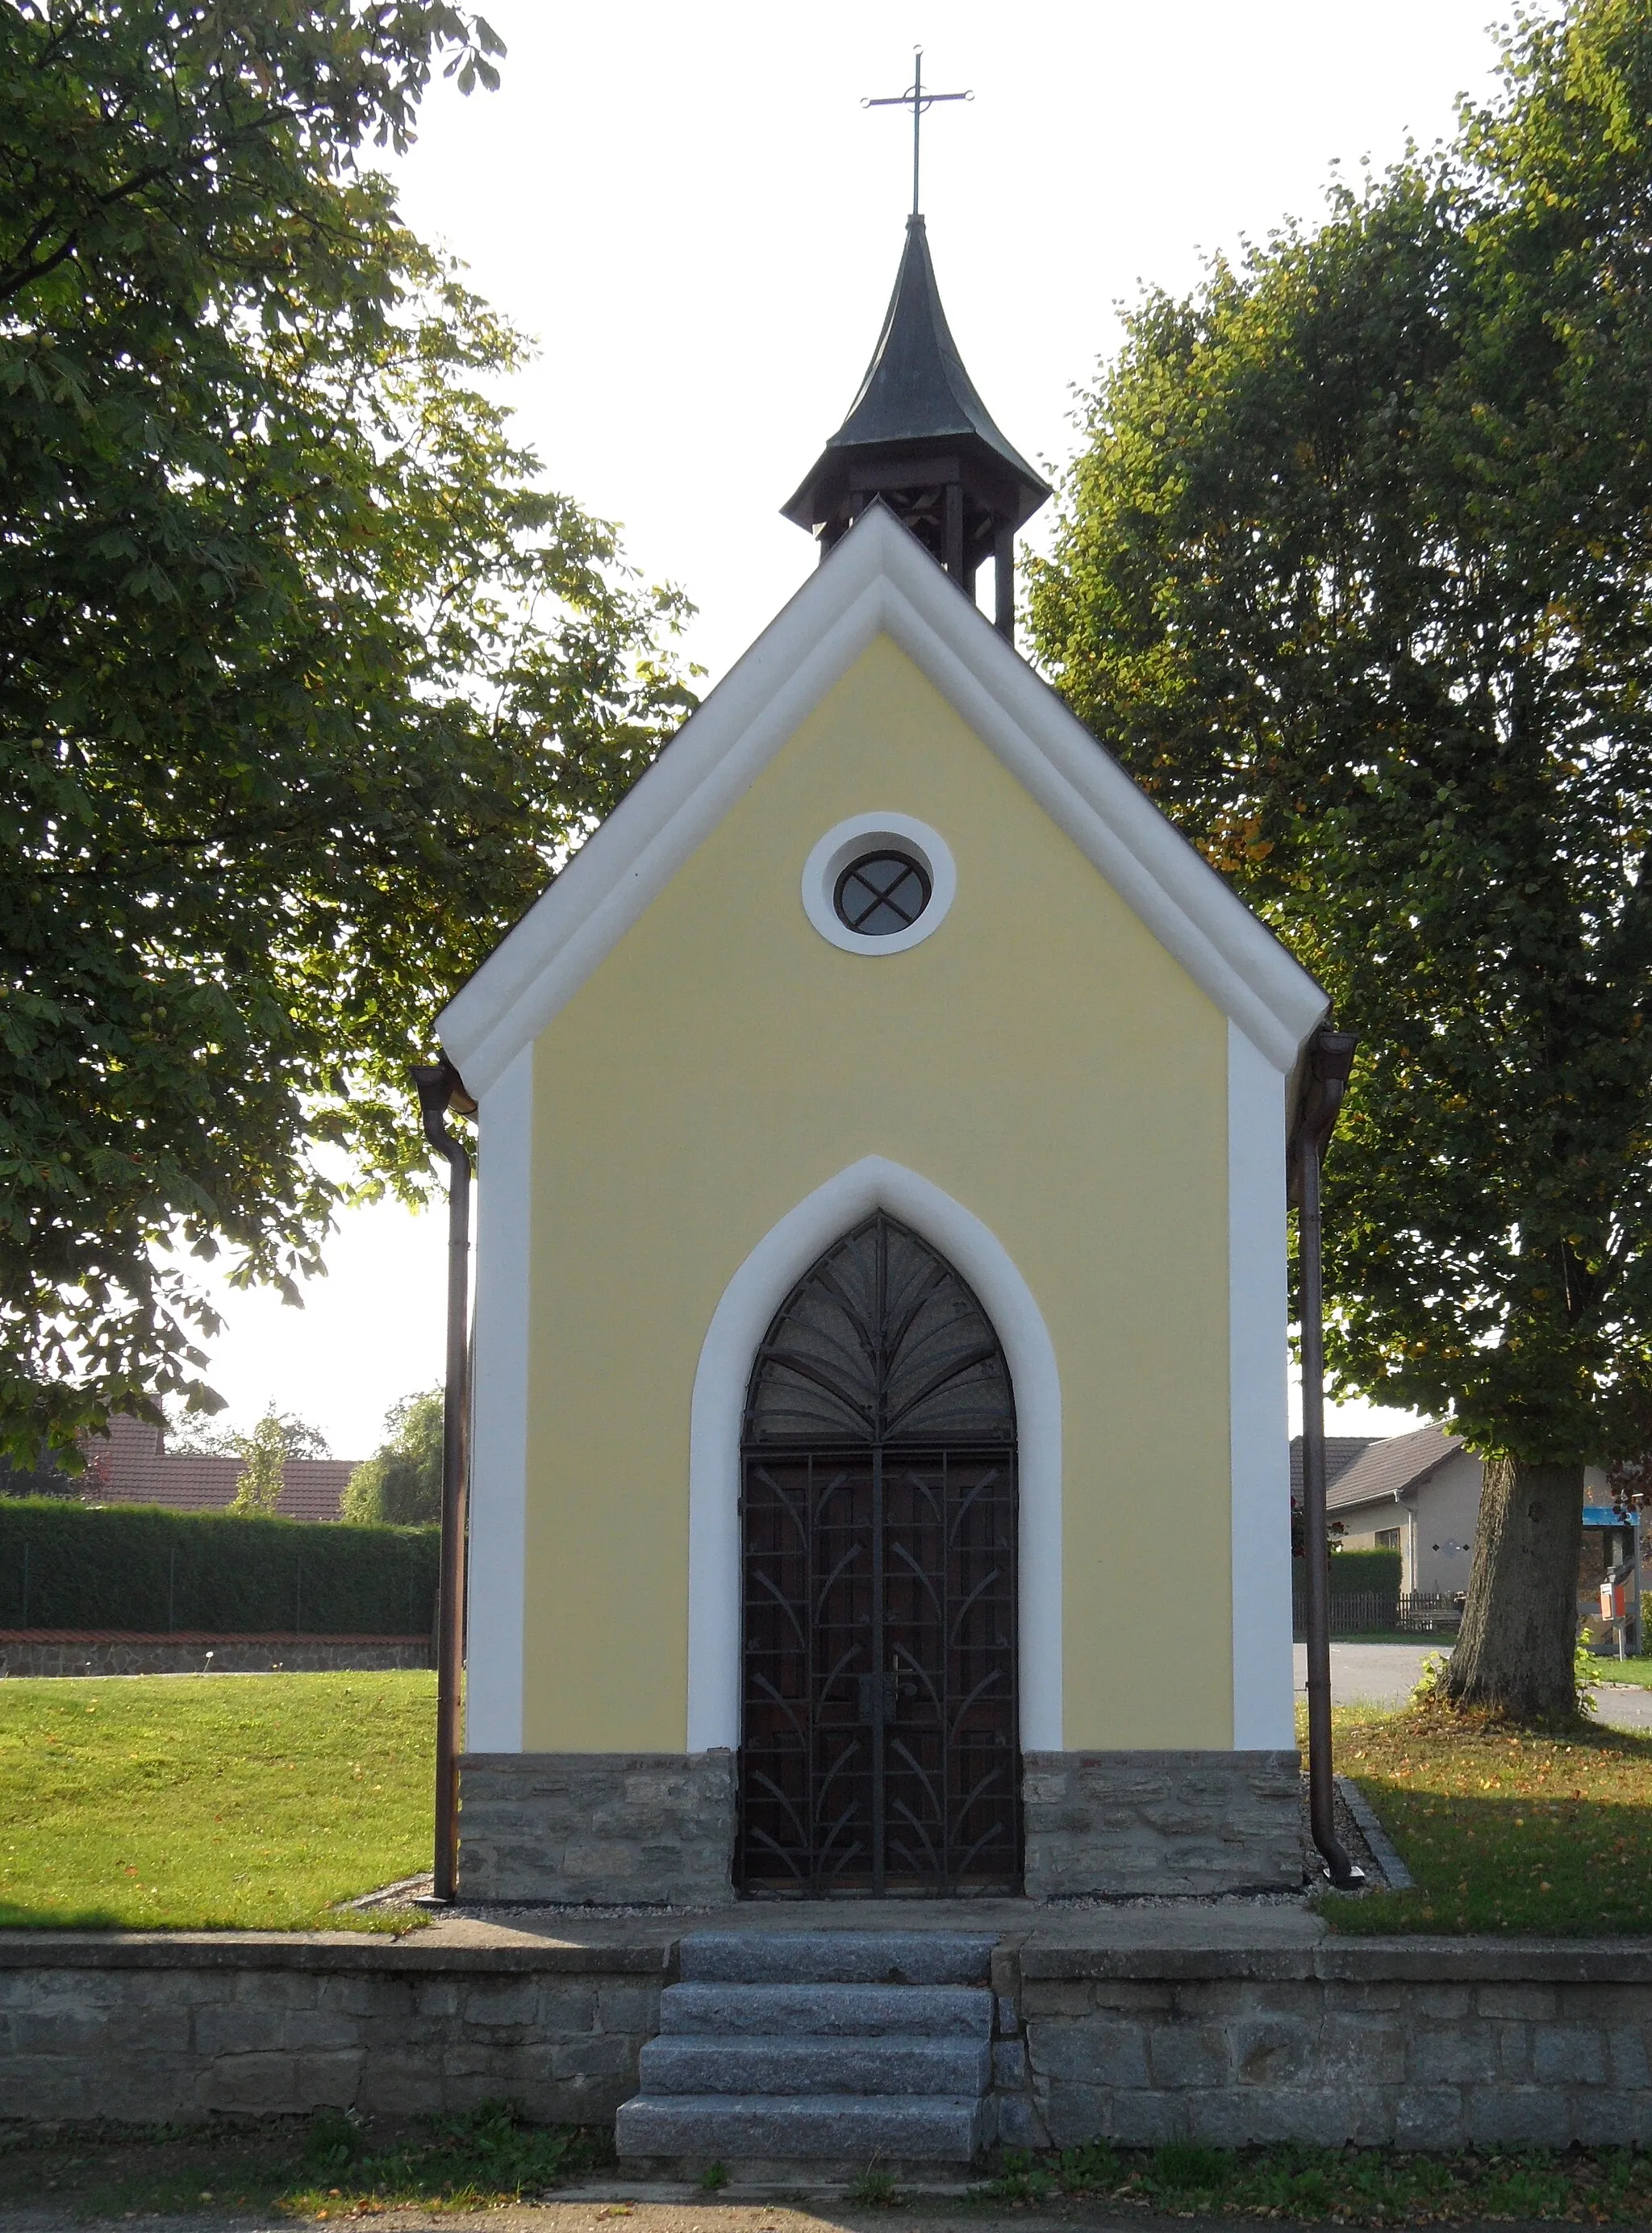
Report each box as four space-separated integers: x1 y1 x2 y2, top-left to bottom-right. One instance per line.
81 1413 357 1523
1320 1424 1476 1592
1320 1423 1632 1609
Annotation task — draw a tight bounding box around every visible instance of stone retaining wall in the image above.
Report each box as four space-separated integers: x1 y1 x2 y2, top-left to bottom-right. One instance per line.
0 1635 432 1678
999 1939 1652 2150
6 1930 1652 2148
0 1938 669 2127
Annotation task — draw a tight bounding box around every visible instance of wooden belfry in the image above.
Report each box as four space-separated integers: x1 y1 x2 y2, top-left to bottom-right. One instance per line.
781 52 1049 639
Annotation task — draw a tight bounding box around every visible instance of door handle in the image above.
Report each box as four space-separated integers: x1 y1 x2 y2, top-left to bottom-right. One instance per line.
857 1672 900 1726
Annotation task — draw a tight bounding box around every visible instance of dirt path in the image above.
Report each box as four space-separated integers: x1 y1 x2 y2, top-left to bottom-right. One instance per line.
0 2202 1571 2233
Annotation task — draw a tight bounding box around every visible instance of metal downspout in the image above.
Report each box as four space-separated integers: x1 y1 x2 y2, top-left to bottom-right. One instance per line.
1293 1025 1365 1890
411 1058 476 1905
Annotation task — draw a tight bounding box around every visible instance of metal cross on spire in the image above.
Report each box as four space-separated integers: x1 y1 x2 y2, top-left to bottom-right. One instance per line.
862 47 971 217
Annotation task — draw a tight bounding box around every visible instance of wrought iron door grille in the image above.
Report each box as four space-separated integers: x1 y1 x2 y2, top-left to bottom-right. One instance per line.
737 1214 1020 1897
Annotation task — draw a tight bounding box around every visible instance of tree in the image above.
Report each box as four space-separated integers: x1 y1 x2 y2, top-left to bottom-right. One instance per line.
1 3 695 1465
340 1388 441 1525
0 1446 77 1499
218 1406 329 1515
1028 0 1652 1720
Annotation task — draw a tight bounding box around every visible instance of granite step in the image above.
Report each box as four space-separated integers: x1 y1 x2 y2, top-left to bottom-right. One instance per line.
637 2031 992 2098
614 2091 992 2164
678 1930 996 1987
616 1929 1003 2170
659 1980 993 2038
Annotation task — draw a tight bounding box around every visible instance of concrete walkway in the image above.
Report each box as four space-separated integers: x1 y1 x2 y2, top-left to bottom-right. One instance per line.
415 1893 1327 1958
1296 1640 1652 1727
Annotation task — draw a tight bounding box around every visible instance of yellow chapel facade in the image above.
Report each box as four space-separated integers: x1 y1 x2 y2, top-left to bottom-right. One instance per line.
439 502 1325 1903
436 219 1326 1904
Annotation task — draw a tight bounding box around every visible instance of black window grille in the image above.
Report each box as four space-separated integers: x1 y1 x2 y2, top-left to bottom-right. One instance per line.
833 850 932 937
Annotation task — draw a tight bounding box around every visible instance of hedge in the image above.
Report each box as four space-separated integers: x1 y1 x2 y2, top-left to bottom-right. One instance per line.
1324 1548 1403 1595
1294 1548 1403 1602
0 1499 439 1635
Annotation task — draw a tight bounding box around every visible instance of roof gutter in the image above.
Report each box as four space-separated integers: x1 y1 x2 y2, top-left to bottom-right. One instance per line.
1289 1024 1365 1890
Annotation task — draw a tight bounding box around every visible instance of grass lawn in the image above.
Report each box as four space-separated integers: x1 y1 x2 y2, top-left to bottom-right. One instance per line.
7 2114 1652 2225
0 2104 610 2218
1590 1651 1652 1687
988 2138 1652 2223
1328 1699 1652 1934
0 1670 434 1931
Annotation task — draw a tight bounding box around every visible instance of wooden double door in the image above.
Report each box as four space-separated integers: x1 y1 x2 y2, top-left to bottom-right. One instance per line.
736 1212 1020 1897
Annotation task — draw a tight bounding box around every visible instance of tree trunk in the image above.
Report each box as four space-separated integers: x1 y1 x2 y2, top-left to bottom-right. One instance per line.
1442 1458 1584 1720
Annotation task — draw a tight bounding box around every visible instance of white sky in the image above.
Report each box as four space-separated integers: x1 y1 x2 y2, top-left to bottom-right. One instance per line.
190 0 1507 1457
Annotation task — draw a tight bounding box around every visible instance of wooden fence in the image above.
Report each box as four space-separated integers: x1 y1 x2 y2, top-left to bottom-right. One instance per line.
1291 1588 1463 1638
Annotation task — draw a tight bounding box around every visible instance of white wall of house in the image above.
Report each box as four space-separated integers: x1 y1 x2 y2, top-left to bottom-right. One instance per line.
1333 1450 1483 1593
1405 1453 1486 1593
1326 1505 1402 1567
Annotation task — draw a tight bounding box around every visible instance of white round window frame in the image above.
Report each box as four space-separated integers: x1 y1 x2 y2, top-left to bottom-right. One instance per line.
801 813 957 957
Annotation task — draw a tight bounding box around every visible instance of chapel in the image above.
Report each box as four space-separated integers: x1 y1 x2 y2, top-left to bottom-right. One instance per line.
436 207 1327 1906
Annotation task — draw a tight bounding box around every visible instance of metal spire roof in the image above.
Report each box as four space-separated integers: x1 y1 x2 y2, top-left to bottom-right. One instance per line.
782 215 1049 528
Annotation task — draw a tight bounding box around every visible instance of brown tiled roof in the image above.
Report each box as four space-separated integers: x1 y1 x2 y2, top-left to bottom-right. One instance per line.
81 1413 359 1523
1325 1422 1462 1515
1288 1436 1380 1504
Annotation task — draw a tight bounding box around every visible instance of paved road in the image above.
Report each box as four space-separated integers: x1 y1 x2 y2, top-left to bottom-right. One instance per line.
1294 1640 1652 1727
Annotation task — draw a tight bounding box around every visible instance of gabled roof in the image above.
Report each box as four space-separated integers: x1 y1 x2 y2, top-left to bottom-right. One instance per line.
1328 1424 1463 1515
1289 1435 1380 1505
437 504 1328 1099
781 217 1049 531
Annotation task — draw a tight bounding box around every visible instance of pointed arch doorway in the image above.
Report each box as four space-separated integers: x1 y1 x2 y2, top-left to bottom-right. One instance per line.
736 1211 1020 1896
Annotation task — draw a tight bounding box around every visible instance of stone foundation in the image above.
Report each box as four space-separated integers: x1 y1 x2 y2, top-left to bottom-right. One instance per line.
456 1749 1299 1905
1021 1750 1302 1897
458 1751 737 1905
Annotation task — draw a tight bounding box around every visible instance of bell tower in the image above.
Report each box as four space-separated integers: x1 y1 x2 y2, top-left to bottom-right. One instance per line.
782 212 1049 641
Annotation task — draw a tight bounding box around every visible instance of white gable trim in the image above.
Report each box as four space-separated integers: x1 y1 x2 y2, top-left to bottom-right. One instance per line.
685 1156 1062 1755
1226 1021 1296 1748
439 507 1327 1096
463 1045 533 1754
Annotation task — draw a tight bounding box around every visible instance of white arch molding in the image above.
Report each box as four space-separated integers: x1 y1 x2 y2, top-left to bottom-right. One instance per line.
686 1156 1062 1754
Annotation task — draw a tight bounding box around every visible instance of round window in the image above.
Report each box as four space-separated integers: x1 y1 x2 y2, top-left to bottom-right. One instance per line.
800 813 956 956
833 849 932 937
